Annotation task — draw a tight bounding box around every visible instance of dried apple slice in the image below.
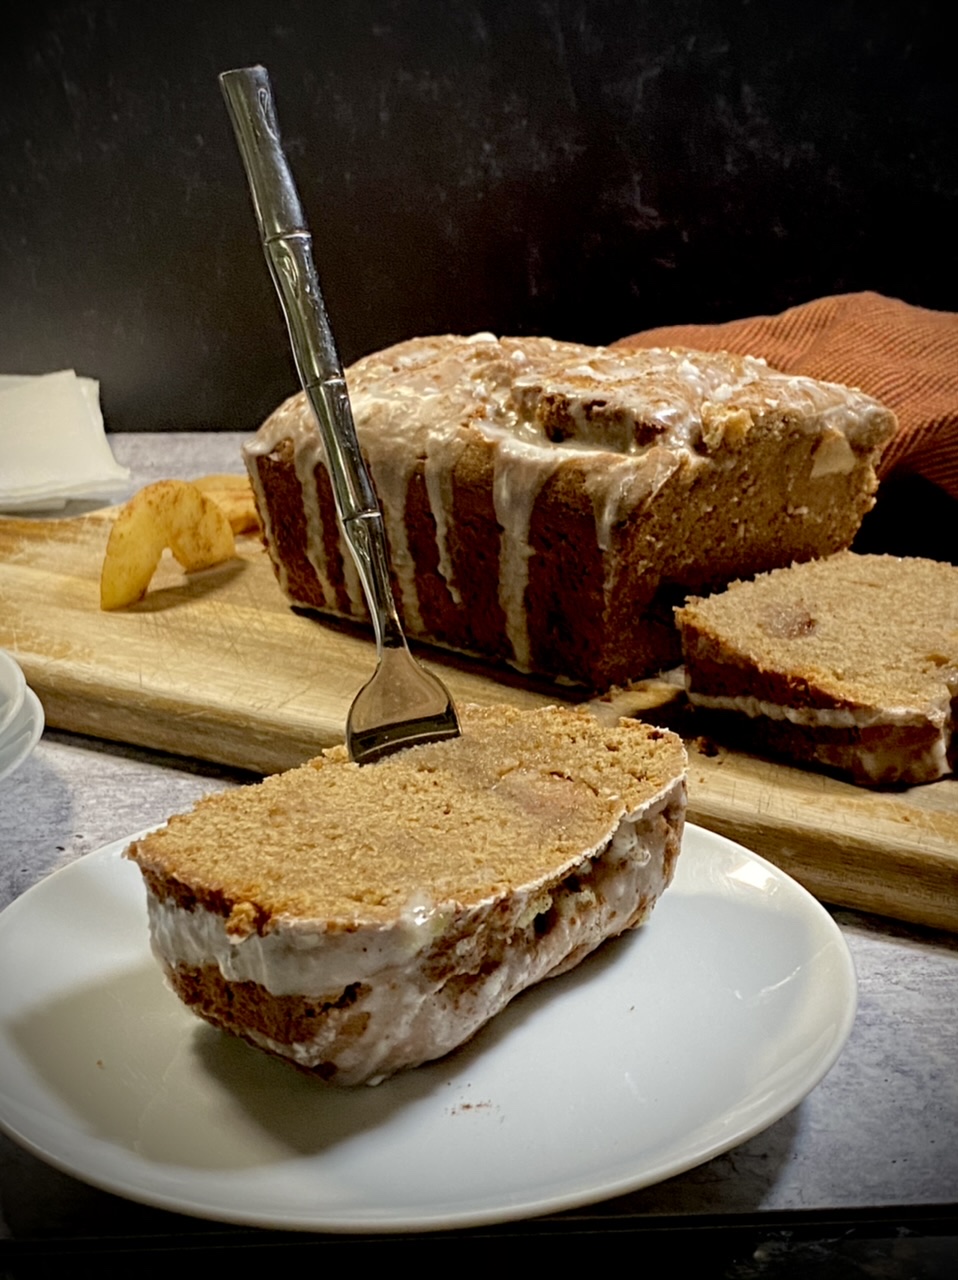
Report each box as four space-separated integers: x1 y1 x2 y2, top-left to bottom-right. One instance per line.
192 473 260 534
100 479 236 610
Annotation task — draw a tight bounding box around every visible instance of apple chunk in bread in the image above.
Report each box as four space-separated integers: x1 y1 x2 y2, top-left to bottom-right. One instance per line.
100 479 236 610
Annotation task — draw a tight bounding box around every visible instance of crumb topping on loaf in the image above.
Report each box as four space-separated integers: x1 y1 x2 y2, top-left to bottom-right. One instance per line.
128 704 687 929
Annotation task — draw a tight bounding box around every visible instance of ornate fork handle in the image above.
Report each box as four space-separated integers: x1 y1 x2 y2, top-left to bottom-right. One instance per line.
220 65 459 760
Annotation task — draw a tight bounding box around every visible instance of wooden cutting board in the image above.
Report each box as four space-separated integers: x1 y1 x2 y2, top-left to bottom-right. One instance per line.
2 510 956 932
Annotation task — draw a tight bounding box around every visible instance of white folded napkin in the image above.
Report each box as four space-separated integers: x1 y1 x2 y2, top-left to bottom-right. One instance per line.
0 370 131 512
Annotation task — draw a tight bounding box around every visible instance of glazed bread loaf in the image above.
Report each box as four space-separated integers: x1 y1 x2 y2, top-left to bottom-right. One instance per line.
127 704 687 1085
244 333 897 689
676 552 958 785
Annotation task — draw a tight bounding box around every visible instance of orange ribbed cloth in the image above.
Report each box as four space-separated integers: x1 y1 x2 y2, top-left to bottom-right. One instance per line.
614 291 958 500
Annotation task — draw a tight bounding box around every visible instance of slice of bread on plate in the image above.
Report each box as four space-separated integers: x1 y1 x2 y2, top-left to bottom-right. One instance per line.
127 704 687 1085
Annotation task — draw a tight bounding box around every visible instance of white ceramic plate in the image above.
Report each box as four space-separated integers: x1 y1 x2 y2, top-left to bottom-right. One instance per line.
0 648 26 741
0 686 44 784
0 825 855 1233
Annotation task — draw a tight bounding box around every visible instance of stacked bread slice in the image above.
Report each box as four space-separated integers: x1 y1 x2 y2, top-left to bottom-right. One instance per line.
677 552 958 785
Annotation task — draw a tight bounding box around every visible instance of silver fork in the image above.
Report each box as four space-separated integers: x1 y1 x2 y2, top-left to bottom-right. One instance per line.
220 65 460 764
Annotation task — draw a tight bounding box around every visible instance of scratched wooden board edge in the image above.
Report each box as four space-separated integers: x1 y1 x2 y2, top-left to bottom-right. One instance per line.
682 725 958 932
23 650 560 776
32 680 330 776
688 802 958 934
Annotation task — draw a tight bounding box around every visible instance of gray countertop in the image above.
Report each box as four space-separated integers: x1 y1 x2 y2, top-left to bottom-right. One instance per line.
1 433 956 1259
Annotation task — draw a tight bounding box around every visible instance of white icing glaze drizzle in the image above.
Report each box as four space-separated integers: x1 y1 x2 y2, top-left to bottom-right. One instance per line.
365 445 424 631
688 690 953 783
143 782 685 1085
488 433 551 670
246 335 893 670
583 446 683 553
243 400 336 610
688 690 932 728
423 427 469 605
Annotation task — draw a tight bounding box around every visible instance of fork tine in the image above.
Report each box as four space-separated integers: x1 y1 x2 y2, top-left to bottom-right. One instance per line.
347 648 461 765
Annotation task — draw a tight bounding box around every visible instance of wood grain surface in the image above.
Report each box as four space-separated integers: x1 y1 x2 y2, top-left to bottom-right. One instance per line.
1 510 955 932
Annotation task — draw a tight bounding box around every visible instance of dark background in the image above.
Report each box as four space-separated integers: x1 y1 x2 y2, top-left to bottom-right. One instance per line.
0 0 955 437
